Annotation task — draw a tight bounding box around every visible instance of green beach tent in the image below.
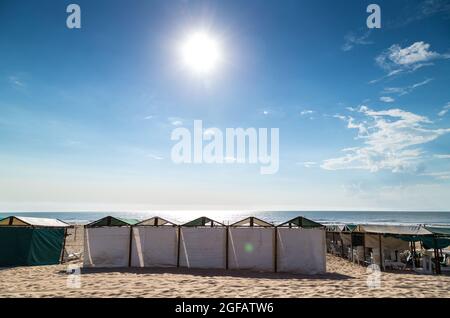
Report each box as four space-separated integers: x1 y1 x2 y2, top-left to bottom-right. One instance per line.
0 216 70 267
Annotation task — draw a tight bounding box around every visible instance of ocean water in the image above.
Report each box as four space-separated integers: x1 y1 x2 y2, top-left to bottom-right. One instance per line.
1 211 450 226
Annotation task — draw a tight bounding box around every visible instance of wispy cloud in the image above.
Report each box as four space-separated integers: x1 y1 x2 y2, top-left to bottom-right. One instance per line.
8 76 25 88
382 78 433 96
299 109 315 119
341 31 372 52
421 171 450 180
147 153 164 160
259 108 285 118
438 102 450 117
434 154 450 159
168 117 184 126
297 161 317 168
322 106 450 172
380 96 395 103
374 42 449 79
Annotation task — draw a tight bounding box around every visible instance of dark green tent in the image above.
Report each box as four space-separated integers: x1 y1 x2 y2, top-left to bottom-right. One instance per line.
277 216 324 228
182 216 225 227
0 216 70 267
85 216 139 227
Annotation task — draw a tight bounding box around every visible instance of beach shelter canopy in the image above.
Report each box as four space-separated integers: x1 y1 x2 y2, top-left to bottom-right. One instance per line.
230 216 273 227
355 224 431 236
85 216 139 227
342 224 357 232
135 216 177 226
425 226 450 237
326 225 339 232
182 216 225 227
277 216 324 228
0 216 69 228
0 216 68 266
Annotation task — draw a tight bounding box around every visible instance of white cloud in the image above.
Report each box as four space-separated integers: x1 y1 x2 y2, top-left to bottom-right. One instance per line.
382 78 432 96
300 110 314 116
299 110 315 119
147 154 164 160
380 96 395 103
322 106 450 172
375 42 449 77
333 114 347 121
259 108 285 118
297 161 317 168
168 117 183 126
438 102 450 117
421 171 450 180
434 154 450 159
9 76 25 87
341 31 372 52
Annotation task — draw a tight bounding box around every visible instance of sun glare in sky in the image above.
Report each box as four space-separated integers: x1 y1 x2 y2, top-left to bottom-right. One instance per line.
179 30 223 76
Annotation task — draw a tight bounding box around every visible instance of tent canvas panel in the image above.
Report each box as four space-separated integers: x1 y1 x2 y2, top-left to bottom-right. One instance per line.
83 227 131 268
277 228 326 274
0 227 65 266
131 226 178 267
28 228 65 265
179 228 226 269
340 233 352 246
228 228 274 271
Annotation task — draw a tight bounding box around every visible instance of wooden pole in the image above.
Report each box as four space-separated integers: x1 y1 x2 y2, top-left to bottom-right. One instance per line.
225 226 229 270
128 226 133 267
60 227 68 264
177 226 181 268
363 234 366 265
433 236 440 275
378 234 383 271
274 227 278 273
350 234 353 262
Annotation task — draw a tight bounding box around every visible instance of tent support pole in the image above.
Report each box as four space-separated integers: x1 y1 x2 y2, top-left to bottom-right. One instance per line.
350 234 353 262
225 226 229 270
128 226 133 267
177 226 181 268
378 234 383 271
433 236 440 275
363 234 366 266
60 227 68 264
274 227 278 273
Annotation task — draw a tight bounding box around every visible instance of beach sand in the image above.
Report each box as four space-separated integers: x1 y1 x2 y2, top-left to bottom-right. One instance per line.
1 255 449 298
1 226 449 298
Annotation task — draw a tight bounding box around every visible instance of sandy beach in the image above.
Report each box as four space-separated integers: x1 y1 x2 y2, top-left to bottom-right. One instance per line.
0 224 448 298
0 254 449 298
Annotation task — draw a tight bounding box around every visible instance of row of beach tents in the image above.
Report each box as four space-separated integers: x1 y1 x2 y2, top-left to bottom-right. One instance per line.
325 223 450 274
0 215 327 275
83 216 326 274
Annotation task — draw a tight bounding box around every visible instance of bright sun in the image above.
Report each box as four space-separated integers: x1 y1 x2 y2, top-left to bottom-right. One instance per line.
180 31 223 76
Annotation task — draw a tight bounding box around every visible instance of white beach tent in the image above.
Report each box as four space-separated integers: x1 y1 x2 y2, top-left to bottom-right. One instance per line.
179 217 227 269
276 217 326 274
130 217 179 268
83 216 139 268
228 217 275 271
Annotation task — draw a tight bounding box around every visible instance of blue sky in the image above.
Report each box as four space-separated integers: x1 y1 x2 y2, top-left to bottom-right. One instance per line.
1 0 450 211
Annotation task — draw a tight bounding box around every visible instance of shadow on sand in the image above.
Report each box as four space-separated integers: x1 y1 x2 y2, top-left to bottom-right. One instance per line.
62 266 354 281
